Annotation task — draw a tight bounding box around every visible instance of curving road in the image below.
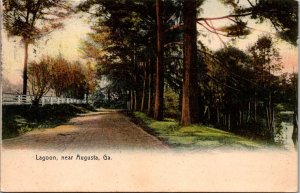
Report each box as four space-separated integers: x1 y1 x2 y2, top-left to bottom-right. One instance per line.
2 110 167 151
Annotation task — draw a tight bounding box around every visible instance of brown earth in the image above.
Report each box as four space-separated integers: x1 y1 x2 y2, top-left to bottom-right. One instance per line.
2 110 167 151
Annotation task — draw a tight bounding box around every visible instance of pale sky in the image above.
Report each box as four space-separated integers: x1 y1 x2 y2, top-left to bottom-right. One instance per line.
2 0 298 85
2 13 92 84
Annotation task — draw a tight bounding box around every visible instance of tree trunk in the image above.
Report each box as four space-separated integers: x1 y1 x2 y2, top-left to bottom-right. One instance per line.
247 100 251 123
228 113 231 130
130 89 134 111
154 0 164 120
292 103 298 142
292 79 298 142
147 61 153 115
207 106 210 122
265 105 274 138
141 64 147 112
254 93 257 124
32 99 40 107
265 92 274 137
178 88 183 112
134 90 137 111
240 109 243 126
292 110 298 143
107 88 111 104
217 107 220 124
23 41 29 95
181 0 200 125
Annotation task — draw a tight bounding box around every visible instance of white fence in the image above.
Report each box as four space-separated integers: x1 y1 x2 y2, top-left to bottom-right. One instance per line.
2 93 86 106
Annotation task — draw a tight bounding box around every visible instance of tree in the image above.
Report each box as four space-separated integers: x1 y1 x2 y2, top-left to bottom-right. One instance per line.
78 0 157 112
154 0 164 120
3 0 72 94
63 62 87 99
242 0 298 46
50 56 72 97
28 56 53 106
77 0 298 138
211 47 254 131
84 62 97 102
181 0 201 125
287 73 298 142
248 35 282 137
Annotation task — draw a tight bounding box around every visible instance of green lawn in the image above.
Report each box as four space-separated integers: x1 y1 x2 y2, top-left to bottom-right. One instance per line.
133 112 264 150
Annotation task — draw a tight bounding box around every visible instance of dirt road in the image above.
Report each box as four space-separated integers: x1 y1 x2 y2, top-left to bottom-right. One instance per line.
2 110 167 151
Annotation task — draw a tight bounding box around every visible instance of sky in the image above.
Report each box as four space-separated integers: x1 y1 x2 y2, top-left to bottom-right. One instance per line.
2 13 92 85
2 0 298 85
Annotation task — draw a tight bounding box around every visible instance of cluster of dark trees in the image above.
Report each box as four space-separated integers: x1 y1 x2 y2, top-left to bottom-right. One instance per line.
77 0 298 140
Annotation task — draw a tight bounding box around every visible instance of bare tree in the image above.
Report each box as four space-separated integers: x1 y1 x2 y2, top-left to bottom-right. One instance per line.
28 56 53 106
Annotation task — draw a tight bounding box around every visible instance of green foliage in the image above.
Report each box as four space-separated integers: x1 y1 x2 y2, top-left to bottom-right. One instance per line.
164 87 180 118
238 0 298 45
18 126 34 135
133 112 264 150
258 0 298 45
90 80 129 109
2 104 95 139
219 0 298 45
219 20 251 37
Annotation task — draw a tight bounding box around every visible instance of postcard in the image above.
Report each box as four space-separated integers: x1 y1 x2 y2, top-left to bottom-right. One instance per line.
0 0 298 192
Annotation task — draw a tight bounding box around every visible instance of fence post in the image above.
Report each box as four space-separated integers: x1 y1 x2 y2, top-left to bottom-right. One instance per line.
27 95 31 104
18 95 21 105
41 97 45 106
84 94 87 104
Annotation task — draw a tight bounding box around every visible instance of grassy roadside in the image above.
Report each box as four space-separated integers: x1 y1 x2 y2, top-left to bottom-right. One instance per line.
132 112 266 150
2 104 95 139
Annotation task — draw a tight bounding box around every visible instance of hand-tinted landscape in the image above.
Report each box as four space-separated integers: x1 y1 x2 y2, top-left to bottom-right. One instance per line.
1 0 298 151
1 1 298 192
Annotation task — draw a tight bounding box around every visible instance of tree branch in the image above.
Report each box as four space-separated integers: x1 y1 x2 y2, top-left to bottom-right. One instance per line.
197 22 229 37
164 23 183 33
246 0 255 8
197 12 252 21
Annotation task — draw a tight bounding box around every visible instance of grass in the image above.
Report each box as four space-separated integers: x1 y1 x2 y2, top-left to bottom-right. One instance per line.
3 103 95 139
133 112 264 150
